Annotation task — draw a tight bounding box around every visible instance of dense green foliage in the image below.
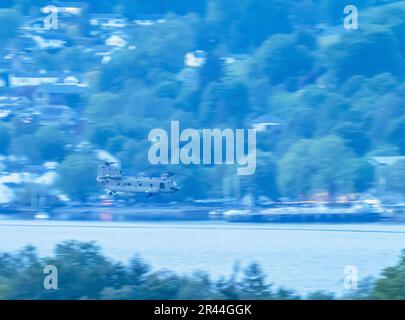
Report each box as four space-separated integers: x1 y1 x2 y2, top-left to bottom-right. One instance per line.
0 8 20 44
1 1 405 201
56 153 99 201
0 241 298 300
372 251 405 299
1 241 405 300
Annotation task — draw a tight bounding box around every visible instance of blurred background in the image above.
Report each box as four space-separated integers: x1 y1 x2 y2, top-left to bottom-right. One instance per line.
0 0 405 300
1 0 405 207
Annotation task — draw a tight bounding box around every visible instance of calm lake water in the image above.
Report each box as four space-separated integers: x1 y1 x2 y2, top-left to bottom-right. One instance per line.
1 219 405 296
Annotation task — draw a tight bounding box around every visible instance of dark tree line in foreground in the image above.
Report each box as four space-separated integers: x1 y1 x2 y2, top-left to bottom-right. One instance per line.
0 240 403 300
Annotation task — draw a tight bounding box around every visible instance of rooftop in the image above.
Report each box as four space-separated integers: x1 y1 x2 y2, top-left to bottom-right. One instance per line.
369 156 405 166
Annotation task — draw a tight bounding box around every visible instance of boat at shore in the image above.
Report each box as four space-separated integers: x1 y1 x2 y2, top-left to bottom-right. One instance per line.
221 203 385 223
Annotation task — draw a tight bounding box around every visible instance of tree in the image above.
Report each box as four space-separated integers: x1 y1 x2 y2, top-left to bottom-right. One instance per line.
252 34 313 85
177 272 214 300
85 92 122 122
43 241 121 299
9 134 41 162
56 153 98 201
278 136 359 198
89 124 116 149
198 81 250 127
308 136 358 197
97 17 196 91
335 123 370 156
127 254 150 287
0 246 44 300
307 291 335 300
239 263 271 300
138 271 181 299
235 0 292 48
353 159 374 193
372 250 405 299
34 126 67 161
387 116 405 154
252 152 279 199
332 25 405 81
0 123 10 154
278 139 314 198
386 160 405 194
0 9 20 44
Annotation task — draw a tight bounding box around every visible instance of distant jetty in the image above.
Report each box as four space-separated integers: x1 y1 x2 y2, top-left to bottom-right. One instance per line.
1 201 404 223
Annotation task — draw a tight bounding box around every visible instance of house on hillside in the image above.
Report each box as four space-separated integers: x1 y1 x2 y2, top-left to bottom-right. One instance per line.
89 14 127 29
251 114 284 132
185 50 206 68
220 54 250 65
105 34 127 48
134 14 166 26
34 75 87 106
35 104 78 127
8 71 60 87
85 45 118 64
30 33 68 50
41 2 88 16
0 96 31 121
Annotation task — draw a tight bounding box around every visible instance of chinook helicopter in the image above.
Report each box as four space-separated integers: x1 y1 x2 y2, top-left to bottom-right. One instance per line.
97 162 180 197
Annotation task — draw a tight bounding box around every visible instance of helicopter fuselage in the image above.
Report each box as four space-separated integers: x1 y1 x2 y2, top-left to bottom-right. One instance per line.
97 162 179 196
97 175 179 195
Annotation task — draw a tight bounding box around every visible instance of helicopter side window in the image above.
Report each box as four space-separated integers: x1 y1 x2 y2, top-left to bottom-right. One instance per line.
160 183 165 190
